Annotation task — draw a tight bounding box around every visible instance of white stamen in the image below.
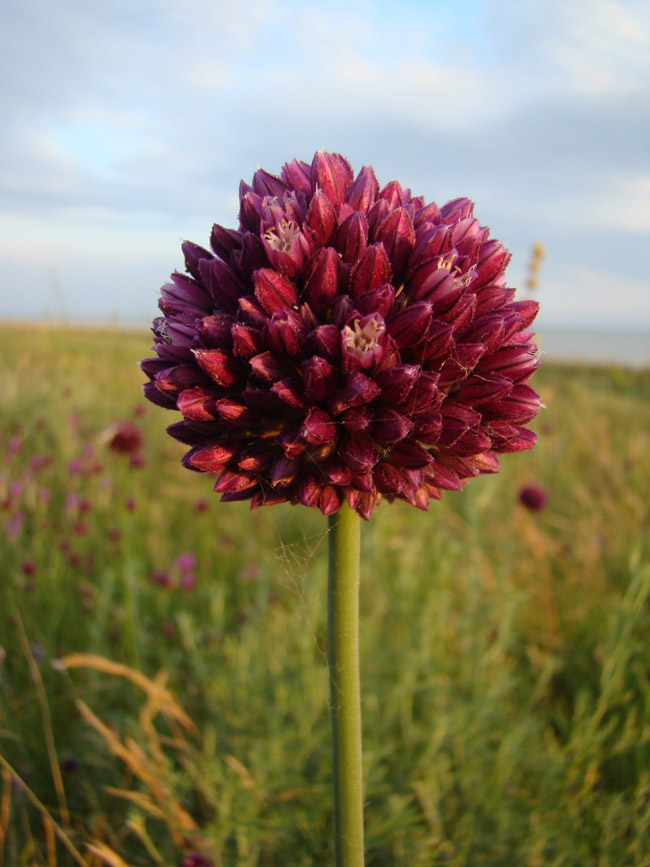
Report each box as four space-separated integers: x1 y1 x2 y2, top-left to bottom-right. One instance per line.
342 317 385 359
264 218 299 252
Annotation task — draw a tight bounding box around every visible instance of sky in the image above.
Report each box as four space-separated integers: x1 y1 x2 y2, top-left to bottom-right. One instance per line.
1 0 649 331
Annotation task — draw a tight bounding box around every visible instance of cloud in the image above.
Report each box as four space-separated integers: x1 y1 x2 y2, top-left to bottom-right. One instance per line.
1 0 648 327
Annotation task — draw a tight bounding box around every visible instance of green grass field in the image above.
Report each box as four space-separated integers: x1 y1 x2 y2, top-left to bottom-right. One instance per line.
1 323 649 866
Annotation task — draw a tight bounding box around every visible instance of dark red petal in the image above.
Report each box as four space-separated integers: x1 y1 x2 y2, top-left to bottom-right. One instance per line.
282 158 313 196
302 356 336 401
388 301 433 349
270 378 311 412
319 485 343 516
309 324 342 361
345 165 379 213
210 224 242 260
193 349 242 387
321 456 353 486
304 247 342 314
265 309 306 357
473 240 511 288
231 323 264 359
375 207 415 277
487 422 538 453
143 381 177 409
329 373 381 415
182 240 213 282
177 387 218 421
215 399 258 426
199 314 235 350
480 384 541 423
214 470 258 494
388 440 433 469
455 375 513 404
270 455 301 487
374 462 404 494
238 295 268 329
296 474 322 508
354 284 395 319
253 268 298 314
349 243 392 298
338 437 379 473
238 445 275 473
249 351 294 383
154 364 211 397
371 408 413 443
341 407 373 436
186 440 240 472
199 258 245 313
335 212 369 264
251 167 287 197
301 408 336 444
305 190 337 246
375 364 419 405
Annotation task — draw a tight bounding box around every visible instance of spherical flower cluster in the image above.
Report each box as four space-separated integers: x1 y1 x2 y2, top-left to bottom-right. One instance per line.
142 152 540 519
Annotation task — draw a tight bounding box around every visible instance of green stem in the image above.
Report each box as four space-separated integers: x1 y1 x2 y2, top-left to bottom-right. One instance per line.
328 503 364 866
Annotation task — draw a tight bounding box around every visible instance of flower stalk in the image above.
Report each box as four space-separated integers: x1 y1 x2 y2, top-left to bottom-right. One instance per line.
328 503 364 866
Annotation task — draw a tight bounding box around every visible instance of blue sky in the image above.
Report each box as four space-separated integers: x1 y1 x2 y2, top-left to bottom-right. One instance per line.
1 0 648 330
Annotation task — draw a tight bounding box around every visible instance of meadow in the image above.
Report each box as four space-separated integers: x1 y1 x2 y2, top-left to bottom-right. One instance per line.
1 322 649 866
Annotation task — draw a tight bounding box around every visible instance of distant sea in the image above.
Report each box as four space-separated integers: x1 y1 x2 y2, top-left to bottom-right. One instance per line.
1 319 649 369
537 329 650 368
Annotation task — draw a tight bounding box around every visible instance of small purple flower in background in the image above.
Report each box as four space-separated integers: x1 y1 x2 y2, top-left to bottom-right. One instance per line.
22 560 37 576
142 152 540 520
518 483 548 512
5 511 24 541
60 756 78 774
102 420 144 457
150 570 171 588
174 552 198 590
174 552 196 572
179 571 197 591
181 852 213 867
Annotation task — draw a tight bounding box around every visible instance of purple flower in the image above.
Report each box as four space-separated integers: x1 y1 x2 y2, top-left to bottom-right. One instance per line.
142 152 540 520
102 420 144 456
518 483 548 511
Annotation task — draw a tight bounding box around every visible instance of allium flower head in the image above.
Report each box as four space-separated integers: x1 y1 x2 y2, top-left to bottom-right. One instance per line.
142 152 540 519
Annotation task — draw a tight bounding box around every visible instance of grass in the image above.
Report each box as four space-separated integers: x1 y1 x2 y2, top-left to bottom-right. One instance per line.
0 322 649 866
